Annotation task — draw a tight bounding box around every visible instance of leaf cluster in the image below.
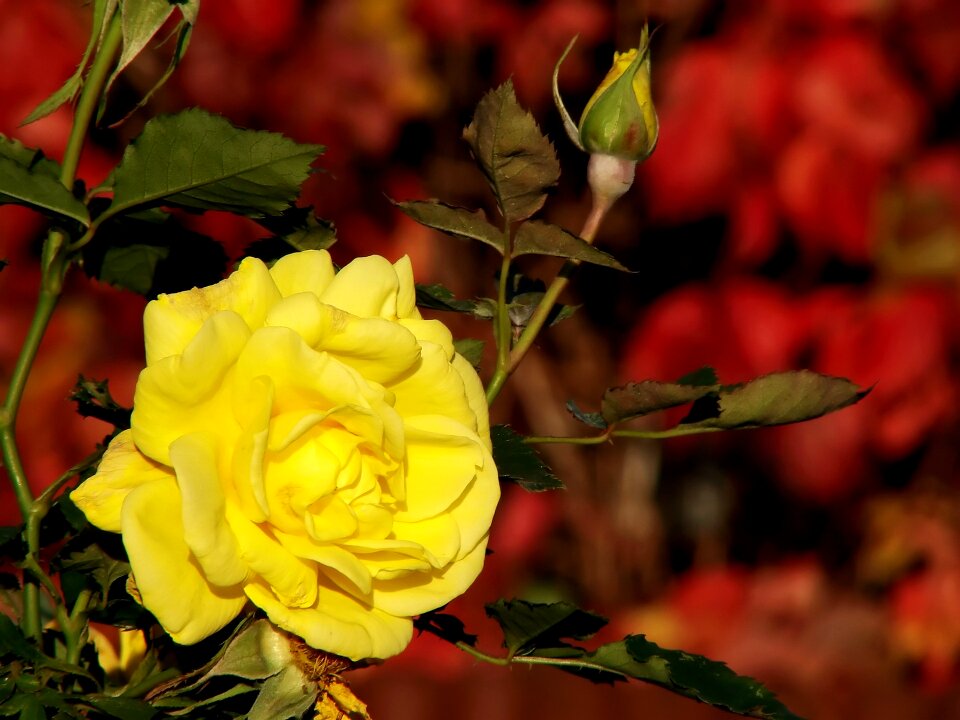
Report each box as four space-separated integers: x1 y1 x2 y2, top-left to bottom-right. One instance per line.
419 600 805 720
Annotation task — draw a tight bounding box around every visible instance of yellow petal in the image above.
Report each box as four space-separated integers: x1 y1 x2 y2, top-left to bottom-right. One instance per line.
392 256 420 320
71 430 172 532
319 255 400 319
395 415 484 522
397 319 454 357
245 577 412 660
169 432 247 587
392 512 461 567
143 257 280 365
369 538 488 617
445 447 500 559
304 496 358 542
121 478 246 644
229 376 274 522
273 531 373 596
225 507 318 609
132 311 249 465
389 343 477 432
451 353 491 450
269 249 336 299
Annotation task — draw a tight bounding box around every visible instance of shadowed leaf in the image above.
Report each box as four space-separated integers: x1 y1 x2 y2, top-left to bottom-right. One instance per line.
394 200 504 252
0 137 88 224
486 600 606 656
491 426 563 492
414 611 478 646
462 80 560 224
415 283 496 320
514 221 628 270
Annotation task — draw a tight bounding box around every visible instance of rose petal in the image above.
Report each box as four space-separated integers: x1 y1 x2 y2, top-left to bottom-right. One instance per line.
169 432 248 587
121 478 246 644
71 430 172 532
320 255 400 319
269 249 336 299
389 343 477 432
369 538 488 617
273 531 373 596
144 257 280 364
392 256 419 319
245 578 412 660
392 513 461 567
452 353 491 451
133 311 249 465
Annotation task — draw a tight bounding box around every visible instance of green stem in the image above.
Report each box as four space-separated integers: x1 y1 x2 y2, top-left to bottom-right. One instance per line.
122 668 182 699
455 641 510 666
485 197 611 406
486 250 514 405
0 4 123 643
523 425 727 445
453 641 635 681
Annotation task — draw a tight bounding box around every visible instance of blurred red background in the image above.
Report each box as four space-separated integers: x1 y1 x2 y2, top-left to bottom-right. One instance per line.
3 1 960 717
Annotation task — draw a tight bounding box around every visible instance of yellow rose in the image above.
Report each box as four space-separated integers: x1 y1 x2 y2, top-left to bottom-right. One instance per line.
71 250 500 660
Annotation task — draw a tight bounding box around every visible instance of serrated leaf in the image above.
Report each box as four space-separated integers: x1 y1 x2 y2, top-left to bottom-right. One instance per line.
246 666 317 720
199 620 289 682
0 137 88 225
413 611 478 647
462 80 560 224
617 635 805 720
101 244 170 295
393 200 504 252
104 109 323 220
677 366 718 386
602 381 716 425
566 399 607 429
0 613 42 662
514 221 628 270
55 532 130 599
415 284 496 320
453 338 485 370
485 600 607 656
249 206 337 260
490 426 563 492
680 370 868 431
22 0 114 125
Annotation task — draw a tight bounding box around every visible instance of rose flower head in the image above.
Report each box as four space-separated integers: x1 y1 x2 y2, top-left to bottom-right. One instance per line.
71 250 500 660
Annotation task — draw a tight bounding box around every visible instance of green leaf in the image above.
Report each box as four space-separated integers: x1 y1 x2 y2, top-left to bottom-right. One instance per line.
82 212 228 297
246 206 337 262
506 292 578 330
613 635 804 720
414 611 478 646
453 338 485 370
462 80 560 224
680 370 868 432
55 533 130 599
0 137 89 225
677 366 718 386
107 0 198 100
199 620 290 682
22 0 114 125
415 283 496 320
513 221 628 270
0 613 42 662
70 376 132 430
104 109 323 220
17 696 44 720
601 381 716 425
490 426 563 492
246 666 317 720
81 697 157 720
393 200 504 252
485 600 607 656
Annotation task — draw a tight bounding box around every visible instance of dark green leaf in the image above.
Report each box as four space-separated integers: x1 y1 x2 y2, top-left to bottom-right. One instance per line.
462 80 560 224
415 283 496 320
393 200 504 252
0 573 19 590
485 600 607 656
677 366 718 386
619 635 805 720
55 534 130 599
82 212 228 297
490 426 563 492
0 526 25 562
0 613 42 662
680 371 868 431
160 684 257 716
414 611 478 646
0 137 89 225
566 400 607 429
17 696 44 720
453 338 485 370
601 381 715 425
105 109 323 219
81 697 157 720
506 292 578 330
513 221 628 271
70 376 132 431
246 666 316 720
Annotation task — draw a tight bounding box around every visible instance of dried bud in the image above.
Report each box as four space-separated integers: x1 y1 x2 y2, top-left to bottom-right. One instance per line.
554 27 659 163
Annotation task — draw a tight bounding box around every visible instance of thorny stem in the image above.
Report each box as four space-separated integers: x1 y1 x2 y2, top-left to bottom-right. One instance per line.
0 6 122 643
